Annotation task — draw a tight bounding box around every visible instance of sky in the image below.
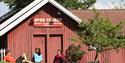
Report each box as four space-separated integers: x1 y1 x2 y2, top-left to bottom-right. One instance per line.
94 0 114 9
0 2 10 17
0 0 121 17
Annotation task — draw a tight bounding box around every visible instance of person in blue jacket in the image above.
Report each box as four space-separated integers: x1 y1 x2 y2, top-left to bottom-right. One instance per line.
33 48 43 63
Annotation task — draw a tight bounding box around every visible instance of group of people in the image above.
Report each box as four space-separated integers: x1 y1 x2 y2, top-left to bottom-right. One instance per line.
4 48 71 63
4 48 43 63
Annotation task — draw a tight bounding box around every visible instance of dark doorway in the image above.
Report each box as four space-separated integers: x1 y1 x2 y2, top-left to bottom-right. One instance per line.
0 34 7 49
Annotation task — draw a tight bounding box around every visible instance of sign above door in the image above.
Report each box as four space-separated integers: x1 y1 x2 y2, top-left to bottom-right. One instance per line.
33 18 63 27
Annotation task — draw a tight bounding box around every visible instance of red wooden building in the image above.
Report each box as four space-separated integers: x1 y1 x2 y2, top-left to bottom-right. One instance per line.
0 0 125 63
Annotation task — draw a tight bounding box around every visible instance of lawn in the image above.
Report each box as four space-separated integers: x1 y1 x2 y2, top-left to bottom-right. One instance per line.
0 61 9 63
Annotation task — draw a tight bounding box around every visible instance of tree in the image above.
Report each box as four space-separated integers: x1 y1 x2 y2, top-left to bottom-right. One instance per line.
0 0 96 10
112 0 125 9
0 0 33 9
78 10 125 63
55 0 96 9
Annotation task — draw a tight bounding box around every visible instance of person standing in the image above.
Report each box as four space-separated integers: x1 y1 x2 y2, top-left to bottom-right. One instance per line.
33 48 43 63
4 50 16 63
53 49 65 63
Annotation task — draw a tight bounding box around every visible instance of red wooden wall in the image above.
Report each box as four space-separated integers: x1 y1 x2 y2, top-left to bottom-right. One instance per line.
7 3 78 63
7 3 125 63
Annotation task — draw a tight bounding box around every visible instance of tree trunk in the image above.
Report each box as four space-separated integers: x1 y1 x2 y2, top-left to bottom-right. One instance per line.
94 51 99 63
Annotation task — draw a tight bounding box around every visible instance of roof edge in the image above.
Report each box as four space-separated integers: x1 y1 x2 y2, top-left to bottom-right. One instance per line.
0 0 49 36
0 0 44 30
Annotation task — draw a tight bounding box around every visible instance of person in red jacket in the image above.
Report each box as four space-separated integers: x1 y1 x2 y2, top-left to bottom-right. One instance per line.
4 50 16 63
53 49 65 63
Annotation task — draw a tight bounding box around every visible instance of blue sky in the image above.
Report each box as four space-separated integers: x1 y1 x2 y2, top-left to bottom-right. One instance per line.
0 0 119 17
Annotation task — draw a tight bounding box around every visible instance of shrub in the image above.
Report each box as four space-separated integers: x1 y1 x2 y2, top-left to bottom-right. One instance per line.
65 44 85 63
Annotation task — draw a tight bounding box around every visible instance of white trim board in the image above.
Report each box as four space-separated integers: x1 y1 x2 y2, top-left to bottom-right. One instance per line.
0 0 82 36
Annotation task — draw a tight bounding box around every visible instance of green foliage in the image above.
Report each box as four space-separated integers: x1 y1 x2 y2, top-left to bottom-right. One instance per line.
56 0 96 9
78 11 125 51
0 0 96 10
0 0 33 9
112 0 125 9
65 44 85 63
69 37 78 43
78 10 125 62
0 0 15 7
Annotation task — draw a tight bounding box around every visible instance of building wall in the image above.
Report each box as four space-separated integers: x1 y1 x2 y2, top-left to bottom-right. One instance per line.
7 3 78 63
7 3 125 63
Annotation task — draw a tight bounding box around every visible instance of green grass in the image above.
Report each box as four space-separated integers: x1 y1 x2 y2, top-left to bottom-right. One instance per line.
0 61 10 63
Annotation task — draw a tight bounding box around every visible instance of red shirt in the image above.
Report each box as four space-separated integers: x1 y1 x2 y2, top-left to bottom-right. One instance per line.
4 55 16 63
53 54 65 63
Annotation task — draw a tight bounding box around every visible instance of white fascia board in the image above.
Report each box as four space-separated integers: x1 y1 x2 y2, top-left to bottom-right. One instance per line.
0 0 43 30
0 0 48 36
49 0 82 23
